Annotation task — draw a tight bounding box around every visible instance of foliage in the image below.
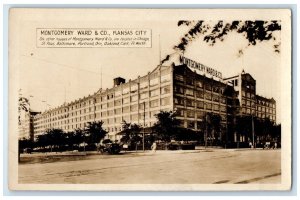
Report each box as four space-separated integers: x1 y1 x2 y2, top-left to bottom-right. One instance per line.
176 20 281 52
161 20 281 63
120 121 142 149
18 97 30 124
84 121 107 145
203 112 222 145
18 137 34 152
152 111 180 142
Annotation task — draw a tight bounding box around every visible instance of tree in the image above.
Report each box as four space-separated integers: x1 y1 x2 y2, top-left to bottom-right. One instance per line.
120 121 142 151
202 112 222 146
236 115 253 142
47 128 66 152
152 111 180 142
73 128 85 148
161 20 281 64
18 96 30 125
85 121 107 146
36 133 49 150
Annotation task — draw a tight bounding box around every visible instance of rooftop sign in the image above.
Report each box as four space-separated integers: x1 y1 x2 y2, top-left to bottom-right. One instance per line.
180 56 222 79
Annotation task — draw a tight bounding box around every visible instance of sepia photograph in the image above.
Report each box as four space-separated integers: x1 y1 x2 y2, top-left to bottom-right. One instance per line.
8 8 291 191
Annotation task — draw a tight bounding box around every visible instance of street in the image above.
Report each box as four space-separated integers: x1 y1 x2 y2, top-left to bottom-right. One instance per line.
18 149 281 184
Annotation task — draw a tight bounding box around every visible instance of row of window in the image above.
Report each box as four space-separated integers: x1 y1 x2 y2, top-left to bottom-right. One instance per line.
174 74 226 93
174 96 227 107
242 91 256 99
175 98 227 112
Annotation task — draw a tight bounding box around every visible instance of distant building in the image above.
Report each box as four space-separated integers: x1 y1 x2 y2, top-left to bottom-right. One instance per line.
224 71 276 123
31 57 277 143
18 111 40 140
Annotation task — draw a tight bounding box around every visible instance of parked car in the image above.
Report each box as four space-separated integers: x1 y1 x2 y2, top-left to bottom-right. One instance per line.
98 139 121 154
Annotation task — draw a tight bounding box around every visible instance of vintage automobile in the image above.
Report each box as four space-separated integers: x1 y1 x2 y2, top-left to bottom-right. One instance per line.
98 139 121 154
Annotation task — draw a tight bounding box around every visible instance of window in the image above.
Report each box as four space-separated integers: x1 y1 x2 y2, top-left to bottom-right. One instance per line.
176 108 185 117
140 92 148 100
131 84 138 92
175 74 184 82
114 108 121 115
114 99 121 106
161 85 170 94
131 114 138 121
196 90 204 98
150 78 159 86
234 79 238 86
196 111 204 119
123 97 130 104
220 105 226 112
246 108 251 114
174 97 184 105
108 110 114 116
205 93 212 100
196 101 204 109
174 86 184 94
195 80 203 88
161 74 171 82
108 118 114 124
139 113 149 120
131 95 138 102
108 101 113 108
212 86 219 93
205 84 212 91
186 78 194 86
242 91 246 97
186 99 194 107
123 106 130 113
187 110 195 118
115 90 121 97
213 104 219 111
123 115 130 122
101 103 107 109
220 97 226 104
188 121 195 129
206 103 212 110
246 100 250 106
140 80 148 88
212 94 219 102
101 111 107 117
150 99 159 108
186 88 194 96
131 104 138 112
150 89 159 97
161 97 170 106
150 110 159 117
123 87 129 94
246 92 251 98
242 99 246 105
139 102 148 110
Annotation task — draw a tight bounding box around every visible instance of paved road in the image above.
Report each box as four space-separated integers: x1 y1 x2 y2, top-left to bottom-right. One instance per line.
18 149 281 184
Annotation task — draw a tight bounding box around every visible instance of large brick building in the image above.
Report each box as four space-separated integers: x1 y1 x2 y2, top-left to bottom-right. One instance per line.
20 57 276 143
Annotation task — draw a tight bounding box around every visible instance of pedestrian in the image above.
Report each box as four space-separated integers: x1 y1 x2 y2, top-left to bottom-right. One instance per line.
151 142 157 153
274 142 277 149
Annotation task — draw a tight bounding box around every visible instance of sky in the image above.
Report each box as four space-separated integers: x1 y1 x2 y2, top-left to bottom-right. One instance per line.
15 9 282 123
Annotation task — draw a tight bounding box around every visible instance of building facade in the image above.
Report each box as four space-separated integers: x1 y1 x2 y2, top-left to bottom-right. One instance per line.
30 58 277 142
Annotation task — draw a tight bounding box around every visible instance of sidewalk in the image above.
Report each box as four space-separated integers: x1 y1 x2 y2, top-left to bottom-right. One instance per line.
20 147 275 158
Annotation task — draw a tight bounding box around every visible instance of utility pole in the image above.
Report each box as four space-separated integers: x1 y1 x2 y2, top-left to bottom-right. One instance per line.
252 114 255 149
205 113 208 149
143 101 145 152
